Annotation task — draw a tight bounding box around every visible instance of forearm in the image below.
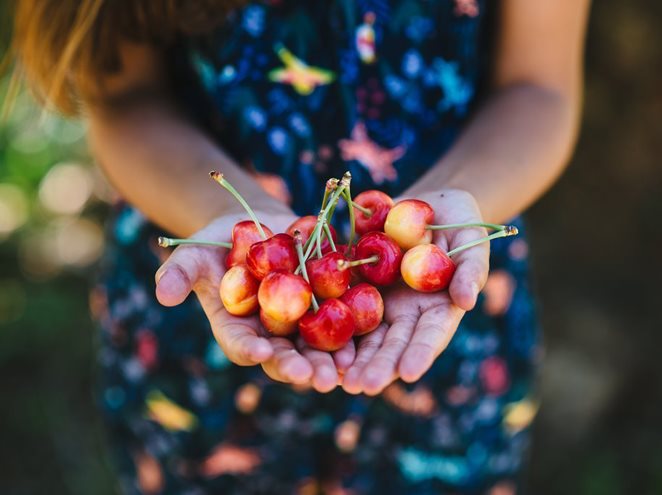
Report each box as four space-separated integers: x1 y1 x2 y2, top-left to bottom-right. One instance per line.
87 101 291 237
404 83 581 223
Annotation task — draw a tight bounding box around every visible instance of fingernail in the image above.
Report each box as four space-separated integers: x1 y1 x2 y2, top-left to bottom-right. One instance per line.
155 266 168 285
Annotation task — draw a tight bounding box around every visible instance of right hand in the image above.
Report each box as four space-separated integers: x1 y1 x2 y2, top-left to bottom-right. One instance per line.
154 211 354 392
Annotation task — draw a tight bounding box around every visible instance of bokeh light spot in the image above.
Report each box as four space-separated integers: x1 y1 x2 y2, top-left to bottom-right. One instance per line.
38 162 93 215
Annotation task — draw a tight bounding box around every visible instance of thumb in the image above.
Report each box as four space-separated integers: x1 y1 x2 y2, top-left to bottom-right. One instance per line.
155 246 205 306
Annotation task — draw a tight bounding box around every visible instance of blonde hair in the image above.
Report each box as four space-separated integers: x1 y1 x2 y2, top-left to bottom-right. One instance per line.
7 0 242 115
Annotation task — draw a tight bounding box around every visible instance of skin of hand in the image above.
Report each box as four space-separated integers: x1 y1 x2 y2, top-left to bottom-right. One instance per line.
342 189 488 395
154 210 356 393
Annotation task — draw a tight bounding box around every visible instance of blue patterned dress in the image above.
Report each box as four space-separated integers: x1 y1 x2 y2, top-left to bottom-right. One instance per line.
94 1 541 493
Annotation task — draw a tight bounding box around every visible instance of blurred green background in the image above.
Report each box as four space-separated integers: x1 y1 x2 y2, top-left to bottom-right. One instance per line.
1 1 661 494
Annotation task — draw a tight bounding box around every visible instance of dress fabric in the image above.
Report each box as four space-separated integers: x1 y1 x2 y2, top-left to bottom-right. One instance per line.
94 1 541 493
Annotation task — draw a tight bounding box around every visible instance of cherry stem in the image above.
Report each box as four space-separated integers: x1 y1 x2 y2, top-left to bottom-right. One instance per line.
426 222 508 232
320 178 339 211
303 177 348 261
210 171 267 239
294 231 319 312
158 237 232 249
447 225 519 257
316 225 324 259
337 255 379 271
352 202 373 217
342 186 356 250
322 223 337 252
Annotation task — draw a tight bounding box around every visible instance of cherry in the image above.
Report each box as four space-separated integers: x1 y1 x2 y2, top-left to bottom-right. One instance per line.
401 227 519 292
259 308 298 336
246 233 298 280
384 198 513 250
339 283 384 335
400 244 456 292
384 199 435 250
306 251 350 299
287 216 338 254
219 265 260 316
299 299 355 352
352 232 403 286
257 271 312 330
336 244 362 285
352 190 394 235
226 221 274 268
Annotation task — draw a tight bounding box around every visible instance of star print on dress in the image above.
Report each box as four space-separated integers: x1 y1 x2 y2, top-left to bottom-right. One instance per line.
268 44 335 95
338 121 405 184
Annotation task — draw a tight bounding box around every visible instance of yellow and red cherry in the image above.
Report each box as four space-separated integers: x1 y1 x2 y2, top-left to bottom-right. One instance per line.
383 199 435 250
339 283 383 336
246 233 298 280
287 216 338 254
306 252 350 299
226 221 274 268
400 244 456 292
299 299 355 352
257 271 312 330
259 308 298 336
353 190 394 235
219 265 260 316
400 226 519 292
351 232 403 286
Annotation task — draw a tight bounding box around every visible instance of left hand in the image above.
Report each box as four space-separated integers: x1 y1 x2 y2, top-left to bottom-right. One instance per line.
342 189 491 395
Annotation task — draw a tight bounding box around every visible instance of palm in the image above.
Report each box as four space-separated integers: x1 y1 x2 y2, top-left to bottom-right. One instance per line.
342 189 490 395
155 212 354 392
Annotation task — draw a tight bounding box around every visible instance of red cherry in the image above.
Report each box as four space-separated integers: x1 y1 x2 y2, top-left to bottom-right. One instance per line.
337 244 362 285
306 252 350 299
384 199 434 250
257 271 312 324
299 299 355 352
246 233 298 280
339 283 384 336
219 265 260 316
400 244 456 292
353 190 394 235
286 216 338 254
225 221 274 268
354 232 403 286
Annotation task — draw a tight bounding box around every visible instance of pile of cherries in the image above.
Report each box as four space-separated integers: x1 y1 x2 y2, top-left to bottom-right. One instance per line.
159 171 517 352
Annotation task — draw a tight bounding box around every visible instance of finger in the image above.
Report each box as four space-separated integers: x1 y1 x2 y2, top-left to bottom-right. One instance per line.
207 305 273 365
360 314 418 396
333 339 356 375
261 338 313 385
342 324 388 395
398 302 464 383
445 227 490 311
155 245 216 307
298 339 339 393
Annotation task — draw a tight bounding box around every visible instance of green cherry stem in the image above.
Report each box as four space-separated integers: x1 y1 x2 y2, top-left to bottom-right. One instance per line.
303 180 348 261
320 178 339 212
322 222 337 252
342 187 356 250
294 231 319 312
209 171 267 239
352 202 372 217
447 226 519 257
337 255 379 271
158 237 232 249
426 222 508 232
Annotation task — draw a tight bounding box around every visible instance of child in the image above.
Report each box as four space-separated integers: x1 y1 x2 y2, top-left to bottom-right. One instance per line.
10 0 589 493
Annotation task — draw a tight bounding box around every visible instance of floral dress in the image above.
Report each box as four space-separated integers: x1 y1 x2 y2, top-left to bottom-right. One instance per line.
94 1 541 493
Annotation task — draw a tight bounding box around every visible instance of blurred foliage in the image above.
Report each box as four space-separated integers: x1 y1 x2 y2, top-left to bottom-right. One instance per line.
1 1 661 494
